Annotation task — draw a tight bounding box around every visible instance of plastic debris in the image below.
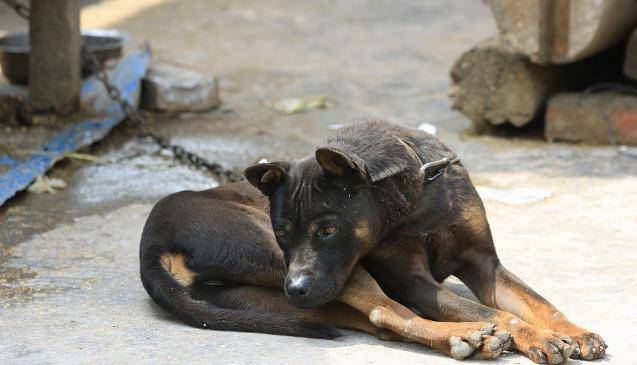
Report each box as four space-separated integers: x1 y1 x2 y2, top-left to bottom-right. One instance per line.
476 186 552 205
27 176 67 194
265 95 329 114
329 123 344 130
417 122 437 135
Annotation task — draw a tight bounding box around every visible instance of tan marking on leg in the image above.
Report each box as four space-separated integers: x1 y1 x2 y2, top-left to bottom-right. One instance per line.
336 266 498 360
493 265 607 360
160 252 196 286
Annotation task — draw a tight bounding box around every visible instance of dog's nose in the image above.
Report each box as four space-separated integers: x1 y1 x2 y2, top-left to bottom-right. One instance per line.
285 273 313 298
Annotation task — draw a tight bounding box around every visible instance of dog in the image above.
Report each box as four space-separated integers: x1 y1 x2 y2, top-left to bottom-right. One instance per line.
140 120 606 363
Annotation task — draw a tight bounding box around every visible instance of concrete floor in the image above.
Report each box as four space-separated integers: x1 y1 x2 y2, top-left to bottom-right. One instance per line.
1 1 635 364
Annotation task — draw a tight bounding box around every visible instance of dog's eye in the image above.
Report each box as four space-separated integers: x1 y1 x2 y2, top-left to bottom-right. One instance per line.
318 225 337 238
274 229 288 239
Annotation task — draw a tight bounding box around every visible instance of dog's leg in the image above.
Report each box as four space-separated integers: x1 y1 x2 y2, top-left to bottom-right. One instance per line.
457 255 607 361
190 283 399 340
365 242 578 364
336 265 506 360
405 273 574 364
444 204 607 362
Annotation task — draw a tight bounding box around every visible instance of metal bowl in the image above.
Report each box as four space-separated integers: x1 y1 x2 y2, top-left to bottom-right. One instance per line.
0 29 126 85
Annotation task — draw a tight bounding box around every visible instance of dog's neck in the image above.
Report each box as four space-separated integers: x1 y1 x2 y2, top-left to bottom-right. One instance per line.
370 137 452 241
369 152 424 239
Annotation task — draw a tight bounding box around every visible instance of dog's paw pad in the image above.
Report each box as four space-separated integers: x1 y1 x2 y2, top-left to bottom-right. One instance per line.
496 331 512 351
471 335 506 360
449 336 474 360
468 331 484 348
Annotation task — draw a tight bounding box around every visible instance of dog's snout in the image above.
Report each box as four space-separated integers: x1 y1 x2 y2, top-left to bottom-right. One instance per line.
285 272 313 298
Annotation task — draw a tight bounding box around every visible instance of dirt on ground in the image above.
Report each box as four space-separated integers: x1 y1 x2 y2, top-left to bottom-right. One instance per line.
0 1 635 364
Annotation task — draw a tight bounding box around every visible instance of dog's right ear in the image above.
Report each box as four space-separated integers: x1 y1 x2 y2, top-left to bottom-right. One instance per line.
244 162 290 195
315 147 368 183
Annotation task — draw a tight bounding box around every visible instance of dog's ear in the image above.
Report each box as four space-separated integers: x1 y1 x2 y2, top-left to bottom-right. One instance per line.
315 147 368 182
244 162 290 195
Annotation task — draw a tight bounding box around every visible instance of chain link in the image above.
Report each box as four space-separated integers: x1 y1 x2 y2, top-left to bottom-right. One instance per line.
1 0 243 183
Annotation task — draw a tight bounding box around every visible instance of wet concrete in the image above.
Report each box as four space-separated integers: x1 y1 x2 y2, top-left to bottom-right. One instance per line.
1 0 636 364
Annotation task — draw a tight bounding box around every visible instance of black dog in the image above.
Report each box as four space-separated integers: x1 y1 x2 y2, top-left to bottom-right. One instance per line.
140 120 606 362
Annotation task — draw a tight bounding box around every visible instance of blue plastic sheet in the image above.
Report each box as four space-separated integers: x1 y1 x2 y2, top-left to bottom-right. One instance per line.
0 47 151 206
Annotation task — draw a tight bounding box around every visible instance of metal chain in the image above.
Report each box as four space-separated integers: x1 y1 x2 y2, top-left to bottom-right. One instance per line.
82 50 242 182
1 0 243 183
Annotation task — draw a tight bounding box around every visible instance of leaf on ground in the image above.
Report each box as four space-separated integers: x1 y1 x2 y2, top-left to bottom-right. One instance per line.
265 95 330 114
27 176 67 194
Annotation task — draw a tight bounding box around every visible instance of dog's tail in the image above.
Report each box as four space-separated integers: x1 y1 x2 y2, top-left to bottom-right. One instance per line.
140 248 340 339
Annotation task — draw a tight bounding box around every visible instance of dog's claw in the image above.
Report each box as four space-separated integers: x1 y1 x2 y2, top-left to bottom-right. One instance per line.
557 329 606 360
570 341 581 358
480 324 496 335
521 329 577 364
530 348 548 364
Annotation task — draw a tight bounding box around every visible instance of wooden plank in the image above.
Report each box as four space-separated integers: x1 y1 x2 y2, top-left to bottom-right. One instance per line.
28 0 81 115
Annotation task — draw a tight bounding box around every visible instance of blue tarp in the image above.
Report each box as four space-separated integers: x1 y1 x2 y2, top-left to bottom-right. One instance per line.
0 47 151 206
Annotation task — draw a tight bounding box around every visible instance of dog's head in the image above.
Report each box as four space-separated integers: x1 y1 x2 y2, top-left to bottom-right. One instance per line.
244 147 387 307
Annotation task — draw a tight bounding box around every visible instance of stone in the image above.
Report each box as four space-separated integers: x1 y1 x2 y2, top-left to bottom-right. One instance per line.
485 0 637 64
449 38 623 129
141 63 219 112
624 28 637 81
545 91 637 145
449 38 555 128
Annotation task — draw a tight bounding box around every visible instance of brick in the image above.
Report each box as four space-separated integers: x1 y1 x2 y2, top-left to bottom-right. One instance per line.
141 63 219 112
545 92 637 145
624 28 637 81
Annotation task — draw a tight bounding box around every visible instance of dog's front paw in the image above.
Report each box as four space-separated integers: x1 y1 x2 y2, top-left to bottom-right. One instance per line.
447 323 510 360
513 326 575 364
557 328 607 360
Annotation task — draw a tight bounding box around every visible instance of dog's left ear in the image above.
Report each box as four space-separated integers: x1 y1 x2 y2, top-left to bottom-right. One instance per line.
244 162 290 195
